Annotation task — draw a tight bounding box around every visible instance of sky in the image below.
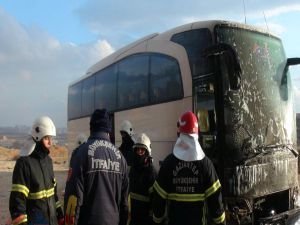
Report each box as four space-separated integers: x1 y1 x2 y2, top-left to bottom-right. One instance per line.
0 0 299 128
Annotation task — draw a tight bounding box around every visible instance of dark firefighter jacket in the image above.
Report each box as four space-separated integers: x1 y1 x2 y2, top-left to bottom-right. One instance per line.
9 142 63 225
63 144 78 210
129 163 157 225
119 134 134 168
64 132 129 225
152 154 225 225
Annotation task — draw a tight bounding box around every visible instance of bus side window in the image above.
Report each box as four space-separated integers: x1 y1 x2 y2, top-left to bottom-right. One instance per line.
166 79 181 99
128 90 138 106
139 90 147 104
151 87 162 102
119 93 130 108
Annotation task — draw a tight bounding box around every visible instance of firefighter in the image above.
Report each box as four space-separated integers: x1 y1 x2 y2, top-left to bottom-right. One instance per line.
75 133 87 147
128 133 157 225
9 116 64 225
68 133 88 167
152 111 226 225
64 109 129 225
119 120 135 168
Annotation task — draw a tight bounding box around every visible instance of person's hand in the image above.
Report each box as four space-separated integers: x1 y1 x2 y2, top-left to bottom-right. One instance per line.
65 195 77 225
6 214 26 225
5 217 12 225
65 214 75 225
58 218 65 225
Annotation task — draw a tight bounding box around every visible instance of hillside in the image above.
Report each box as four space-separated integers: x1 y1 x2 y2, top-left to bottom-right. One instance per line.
0 145 68 171
0 147 19 161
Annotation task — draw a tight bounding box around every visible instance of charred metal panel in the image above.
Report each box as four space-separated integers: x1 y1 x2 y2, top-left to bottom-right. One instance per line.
225 155 298 197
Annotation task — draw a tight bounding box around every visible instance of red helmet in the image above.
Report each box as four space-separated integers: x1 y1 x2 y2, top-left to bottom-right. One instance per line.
178 111 199 134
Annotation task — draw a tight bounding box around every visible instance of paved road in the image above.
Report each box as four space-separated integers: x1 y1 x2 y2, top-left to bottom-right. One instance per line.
0 170 67 225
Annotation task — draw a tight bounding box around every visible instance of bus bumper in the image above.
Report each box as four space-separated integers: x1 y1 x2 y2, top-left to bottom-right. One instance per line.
258 208 300 225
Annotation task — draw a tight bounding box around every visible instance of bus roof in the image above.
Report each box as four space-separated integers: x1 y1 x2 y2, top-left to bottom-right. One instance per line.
69 20 278 86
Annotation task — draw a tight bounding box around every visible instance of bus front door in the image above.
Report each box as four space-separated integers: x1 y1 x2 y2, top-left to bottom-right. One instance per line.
193 77 218 165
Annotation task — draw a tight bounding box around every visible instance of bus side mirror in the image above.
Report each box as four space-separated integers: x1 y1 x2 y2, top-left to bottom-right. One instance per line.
281 57 300 85
202 43 241 90
287 57 300 66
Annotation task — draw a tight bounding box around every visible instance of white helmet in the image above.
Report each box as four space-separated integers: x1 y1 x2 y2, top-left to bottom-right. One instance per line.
133 133 151 155
31 116 56 142
120 120 134 136
76 133 87 147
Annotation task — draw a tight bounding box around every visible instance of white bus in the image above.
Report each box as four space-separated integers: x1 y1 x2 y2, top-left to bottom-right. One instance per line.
68 20 300 224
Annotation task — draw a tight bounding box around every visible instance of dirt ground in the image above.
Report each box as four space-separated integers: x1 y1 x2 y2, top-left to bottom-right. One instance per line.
0 161 68 225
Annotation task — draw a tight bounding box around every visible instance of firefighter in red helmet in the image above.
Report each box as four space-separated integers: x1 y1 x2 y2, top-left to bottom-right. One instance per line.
152 111 226 225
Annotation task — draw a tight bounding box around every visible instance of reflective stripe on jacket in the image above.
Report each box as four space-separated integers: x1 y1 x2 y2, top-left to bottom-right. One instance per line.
129 165 157 225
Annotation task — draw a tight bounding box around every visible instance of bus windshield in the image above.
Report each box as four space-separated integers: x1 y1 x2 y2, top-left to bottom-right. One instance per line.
215 25 296 162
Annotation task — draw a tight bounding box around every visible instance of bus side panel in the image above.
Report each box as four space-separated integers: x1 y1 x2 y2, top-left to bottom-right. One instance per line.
225 157 298 197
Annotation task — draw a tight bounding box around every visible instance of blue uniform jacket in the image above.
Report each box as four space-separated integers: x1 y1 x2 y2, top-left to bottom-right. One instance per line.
64 132 129 225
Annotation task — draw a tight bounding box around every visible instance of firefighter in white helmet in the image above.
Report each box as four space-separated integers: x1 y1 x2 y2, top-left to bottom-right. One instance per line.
128 133 157 225
76 133 87 147
9 116 64 225
119 120 135 168
152 111 225 225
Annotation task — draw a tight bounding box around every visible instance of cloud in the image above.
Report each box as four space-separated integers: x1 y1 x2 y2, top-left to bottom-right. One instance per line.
78 39 114 67
253 22 286 36
74 0 300 48
0 7 114 126
264 4 300 17
294 86 300 112
19 70 33 81
94 39 114 59
291 65 300 112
